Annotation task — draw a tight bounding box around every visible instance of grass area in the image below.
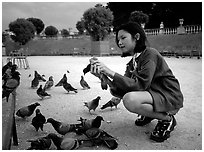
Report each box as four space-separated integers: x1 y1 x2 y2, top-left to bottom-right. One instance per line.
4 33 202 57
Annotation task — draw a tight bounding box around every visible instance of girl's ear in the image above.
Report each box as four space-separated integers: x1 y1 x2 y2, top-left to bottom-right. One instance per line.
135 33 140 40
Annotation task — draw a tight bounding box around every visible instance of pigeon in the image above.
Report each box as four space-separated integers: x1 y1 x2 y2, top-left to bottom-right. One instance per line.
67 70 70 73
55 74 67 87
2 64 18 83
2 61 12 76
83 57 98 75
27 136 52 150
28 74 31 77
16 102 40 118
84 57 112 90
2 71 20 102
83 128 118 150
34 71 46 82
83 63 91 75
80 75 90 89
31 109 46 131
31 77 40 88
84 96 101 113
47 133 91 150
62 80 77 93
75 116 104 134
46 118 82 135
37 85 51 99
43 76 54 90
101 97 121 110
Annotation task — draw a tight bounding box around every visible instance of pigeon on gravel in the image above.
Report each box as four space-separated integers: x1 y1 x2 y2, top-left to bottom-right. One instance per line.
47 133 91 150
46 118 82 135
75 116 104 134
55 74 67 87
101 97 121 110
62 80 77 93
84 96 101 113
16 102 40 118
83 128 118 150
31 71 46 88
2 64 18 82
31 77 40 89
2 70 20 102
2 61 12 76
34 71 46 82
27 136 52 150
80 76 90 89
31 109 46 131
43 76 54 90
37 85 51 99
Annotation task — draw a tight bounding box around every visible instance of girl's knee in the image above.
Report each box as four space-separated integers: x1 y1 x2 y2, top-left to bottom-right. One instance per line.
122 92 141 113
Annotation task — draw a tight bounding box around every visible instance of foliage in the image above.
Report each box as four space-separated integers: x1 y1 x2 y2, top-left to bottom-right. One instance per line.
107 2 202 29
129 11 149 25
9 18 36 45
27 17 45 34
76 19 85 35
44 26 58 37
83 4 114 41
61 29 69 37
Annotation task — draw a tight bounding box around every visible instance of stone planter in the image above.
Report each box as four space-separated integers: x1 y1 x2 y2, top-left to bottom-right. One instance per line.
90 41 110 56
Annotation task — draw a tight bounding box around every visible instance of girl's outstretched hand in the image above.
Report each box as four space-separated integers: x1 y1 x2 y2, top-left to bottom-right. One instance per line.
90 58 115 79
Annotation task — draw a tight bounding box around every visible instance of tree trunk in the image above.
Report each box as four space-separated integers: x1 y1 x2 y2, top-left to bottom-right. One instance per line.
90 41 110 56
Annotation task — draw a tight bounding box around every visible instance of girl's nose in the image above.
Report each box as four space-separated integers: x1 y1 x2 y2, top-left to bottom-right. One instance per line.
118 40 123 47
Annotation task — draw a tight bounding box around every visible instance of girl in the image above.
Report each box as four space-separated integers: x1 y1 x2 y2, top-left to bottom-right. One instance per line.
90 22 183 142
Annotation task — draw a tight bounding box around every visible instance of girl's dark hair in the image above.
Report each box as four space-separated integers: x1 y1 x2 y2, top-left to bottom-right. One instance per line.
115 22 147 55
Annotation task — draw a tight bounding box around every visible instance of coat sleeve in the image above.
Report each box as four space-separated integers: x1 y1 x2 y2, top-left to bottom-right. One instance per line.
112 59 157 95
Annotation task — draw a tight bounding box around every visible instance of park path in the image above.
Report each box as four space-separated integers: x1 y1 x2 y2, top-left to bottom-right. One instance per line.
2 56 202 150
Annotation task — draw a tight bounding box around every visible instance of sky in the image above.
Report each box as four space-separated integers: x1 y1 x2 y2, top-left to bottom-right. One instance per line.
2 1 108 32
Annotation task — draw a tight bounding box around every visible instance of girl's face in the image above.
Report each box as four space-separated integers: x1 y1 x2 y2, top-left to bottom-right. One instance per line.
117 30 136 56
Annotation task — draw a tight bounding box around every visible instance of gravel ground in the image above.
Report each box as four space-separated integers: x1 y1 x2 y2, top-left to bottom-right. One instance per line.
2 56 202 150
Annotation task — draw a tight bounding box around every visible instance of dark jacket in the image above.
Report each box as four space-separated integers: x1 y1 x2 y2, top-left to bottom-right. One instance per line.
111 47 183 112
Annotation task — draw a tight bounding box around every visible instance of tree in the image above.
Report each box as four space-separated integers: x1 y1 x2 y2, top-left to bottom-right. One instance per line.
107 2 202 29
83 4 114 41
27 17 45 34
76 19 85 35
9 18 36 45
44 26 58 37
61 29 69 37
129 11 149 27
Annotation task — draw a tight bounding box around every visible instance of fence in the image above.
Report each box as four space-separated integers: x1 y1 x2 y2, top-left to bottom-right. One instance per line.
145 25 202 36
2 92 18 150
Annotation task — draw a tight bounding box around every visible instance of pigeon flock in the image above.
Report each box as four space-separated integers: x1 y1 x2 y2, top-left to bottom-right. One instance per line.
2 59 122 150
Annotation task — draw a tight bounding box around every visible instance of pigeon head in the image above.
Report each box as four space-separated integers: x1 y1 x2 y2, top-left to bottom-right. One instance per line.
34 102 41 107
49 76 53 81
11 64 18 72
7 61 12 67
46 118 55 124
96 116 104 121
97 96 101 100
35 109 40 114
